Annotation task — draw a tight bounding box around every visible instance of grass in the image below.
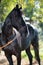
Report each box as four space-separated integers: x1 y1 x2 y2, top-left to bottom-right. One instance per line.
21 50 43 60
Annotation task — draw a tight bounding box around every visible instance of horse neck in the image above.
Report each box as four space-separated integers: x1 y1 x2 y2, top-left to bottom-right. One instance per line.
13 17 27 32
13 21 27 36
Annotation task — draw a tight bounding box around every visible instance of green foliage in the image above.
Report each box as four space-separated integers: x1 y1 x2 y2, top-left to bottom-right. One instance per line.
0 0 43 22
0 0 16 21
23 0 35 19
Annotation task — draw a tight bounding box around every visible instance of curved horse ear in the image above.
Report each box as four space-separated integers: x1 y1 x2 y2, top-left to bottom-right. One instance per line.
15 4 22 12
16 4 19 9
16 4 22 9
20 6 22 10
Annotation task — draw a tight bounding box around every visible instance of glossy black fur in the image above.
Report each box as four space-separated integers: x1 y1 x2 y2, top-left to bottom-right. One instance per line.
0 4 40 65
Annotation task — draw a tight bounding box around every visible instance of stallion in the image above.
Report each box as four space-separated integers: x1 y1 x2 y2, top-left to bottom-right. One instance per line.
0 4 40 65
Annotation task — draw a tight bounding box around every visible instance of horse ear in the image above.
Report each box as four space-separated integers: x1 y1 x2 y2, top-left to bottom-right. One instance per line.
20 6 22 9
16 4 19 9
16 4 22 10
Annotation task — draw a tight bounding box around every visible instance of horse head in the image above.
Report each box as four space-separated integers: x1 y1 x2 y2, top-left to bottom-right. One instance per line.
7 4 26 31
14 4 22 16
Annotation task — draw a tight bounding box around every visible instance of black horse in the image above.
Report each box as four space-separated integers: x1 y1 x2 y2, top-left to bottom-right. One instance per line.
0 4 40 65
